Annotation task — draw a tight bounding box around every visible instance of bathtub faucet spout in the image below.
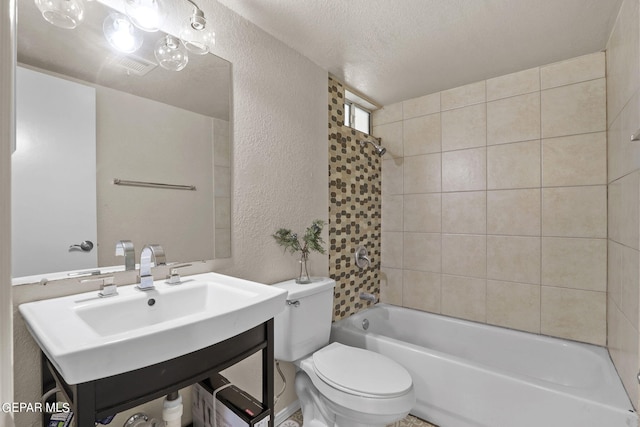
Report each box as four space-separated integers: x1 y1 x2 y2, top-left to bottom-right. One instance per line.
359 292 378 303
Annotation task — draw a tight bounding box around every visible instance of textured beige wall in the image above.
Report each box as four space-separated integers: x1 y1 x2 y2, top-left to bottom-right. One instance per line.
376 52 607 346
606 0 640 409
8 0 328 424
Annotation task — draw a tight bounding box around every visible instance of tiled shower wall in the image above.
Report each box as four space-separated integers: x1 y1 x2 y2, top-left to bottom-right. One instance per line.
375 52 607 346
328 77 382 320
607 0 640 409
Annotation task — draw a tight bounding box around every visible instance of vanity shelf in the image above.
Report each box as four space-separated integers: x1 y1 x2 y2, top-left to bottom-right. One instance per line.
41 319 275 427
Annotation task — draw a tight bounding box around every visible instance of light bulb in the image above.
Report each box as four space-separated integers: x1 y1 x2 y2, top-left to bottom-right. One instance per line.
154 35 189 71
34 0 84 29
103 13 143 54
124 0 164 32
179 9 215 55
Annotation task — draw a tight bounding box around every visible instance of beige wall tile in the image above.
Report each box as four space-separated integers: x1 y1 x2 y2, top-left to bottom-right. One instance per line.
372 101 402 125
608 240 623 308
620 171 640 250
541 237 606 291
487 236 540 284
381 231 403 268
380 267 403 306
542 132 607 187
442 147 486 192
487 189 541 236
608 177 623 244
442 191 486 234
606 0 639 125
442 234 486 278
608 108 624 184
403 270 441 313
373 121 403 158
619 90 640 178
542 186 607 238
487 92 541 145
403 153 441 194
607 300 640 407
215 197 231 229
382 158 403 195
541 78 606 138
541 287 606 345
441 81 486 111
441 275 486 322
487 140 541 190
441 104 487 151
404 193 441 233
215 228 231 258
382 194 403 232
486 280 540 333
620 245 640 327
403 232 441 272
541 52 606 90
403 92 440 119
487 67 540 101
403 113 441 156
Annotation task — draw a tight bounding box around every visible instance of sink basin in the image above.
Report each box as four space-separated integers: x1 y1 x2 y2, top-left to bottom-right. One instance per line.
19 272 287 384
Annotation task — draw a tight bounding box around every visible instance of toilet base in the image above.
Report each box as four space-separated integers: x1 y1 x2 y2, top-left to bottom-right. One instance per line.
295 370 408 427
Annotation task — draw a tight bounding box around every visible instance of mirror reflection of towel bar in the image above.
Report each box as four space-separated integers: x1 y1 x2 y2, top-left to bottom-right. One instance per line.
113 178 196 191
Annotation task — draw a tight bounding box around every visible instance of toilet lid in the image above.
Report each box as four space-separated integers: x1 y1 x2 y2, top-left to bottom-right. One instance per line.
312 342 412 397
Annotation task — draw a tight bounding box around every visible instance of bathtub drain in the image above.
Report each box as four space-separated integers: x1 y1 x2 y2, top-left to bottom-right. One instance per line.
362 319 369 330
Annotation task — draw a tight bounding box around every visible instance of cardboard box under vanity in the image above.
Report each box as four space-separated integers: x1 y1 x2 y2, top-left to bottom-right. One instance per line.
192 374 270 427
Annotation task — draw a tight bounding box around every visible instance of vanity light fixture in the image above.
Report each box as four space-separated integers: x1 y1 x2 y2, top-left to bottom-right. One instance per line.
179 1 215 55
124 0 165 32
103 12 144 54
34 0 85 29
154 34 189 71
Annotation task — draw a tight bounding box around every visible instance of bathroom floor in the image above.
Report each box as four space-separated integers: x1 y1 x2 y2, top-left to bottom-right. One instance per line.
279 410 437 426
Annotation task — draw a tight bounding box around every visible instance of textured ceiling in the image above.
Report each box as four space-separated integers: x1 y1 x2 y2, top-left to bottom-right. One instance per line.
217 0 623 106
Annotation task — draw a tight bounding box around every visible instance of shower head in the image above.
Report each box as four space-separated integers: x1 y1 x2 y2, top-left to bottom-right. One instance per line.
359 138 387 157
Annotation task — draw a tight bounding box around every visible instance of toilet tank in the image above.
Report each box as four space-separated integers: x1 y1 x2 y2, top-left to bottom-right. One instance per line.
272 278 336 362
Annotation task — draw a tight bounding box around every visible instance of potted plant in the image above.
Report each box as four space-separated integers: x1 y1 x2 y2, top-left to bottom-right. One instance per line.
272 219 326 283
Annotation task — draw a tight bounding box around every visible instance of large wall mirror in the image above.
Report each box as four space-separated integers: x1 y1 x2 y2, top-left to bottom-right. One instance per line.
13 0 231 282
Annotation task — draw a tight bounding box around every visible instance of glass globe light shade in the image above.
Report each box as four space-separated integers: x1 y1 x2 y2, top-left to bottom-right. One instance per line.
124 0 164 32
179 10 215 55
154 35 189 72
34 0 84 29
103 13 144 54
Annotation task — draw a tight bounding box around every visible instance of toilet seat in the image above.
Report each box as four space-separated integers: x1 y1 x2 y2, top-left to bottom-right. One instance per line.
312 342 413 398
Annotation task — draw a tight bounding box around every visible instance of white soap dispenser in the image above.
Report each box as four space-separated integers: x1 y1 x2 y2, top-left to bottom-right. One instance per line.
162 391 183 427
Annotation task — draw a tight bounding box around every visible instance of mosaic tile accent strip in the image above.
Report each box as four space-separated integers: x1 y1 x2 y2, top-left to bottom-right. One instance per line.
281 409 438 427
328 77 382 320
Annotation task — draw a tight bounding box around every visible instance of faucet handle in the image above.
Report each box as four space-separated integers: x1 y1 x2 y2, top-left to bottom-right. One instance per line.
166 264 193 285
355 246 371 269
82 276 118 298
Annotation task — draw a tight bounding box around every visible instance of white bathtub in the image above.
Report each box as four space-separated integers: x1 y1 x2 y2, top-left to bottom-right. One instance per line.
330 304 638 427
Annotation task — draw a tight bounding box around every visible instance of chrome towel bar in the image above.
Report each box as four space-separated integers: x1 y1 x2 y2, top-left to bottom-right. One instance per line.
113 178 196 191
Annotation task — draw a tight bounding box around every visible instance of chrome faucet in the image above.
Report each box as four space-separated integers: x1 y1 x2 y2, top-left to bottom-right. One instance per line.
138 244 166 290
115 240 135 271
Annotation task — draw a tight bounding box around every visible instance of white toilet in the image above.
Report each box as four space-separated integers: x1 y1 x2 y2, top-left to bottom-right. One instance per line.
273 278 415 427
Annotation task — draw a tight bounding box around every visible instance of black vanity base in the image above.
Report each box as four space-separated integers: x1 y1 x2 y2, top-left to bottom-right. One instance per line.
41 319 275 427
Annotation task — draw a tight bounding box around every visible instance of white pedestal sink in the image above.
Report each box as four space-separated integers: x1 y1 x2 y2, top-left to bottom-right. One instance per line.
19 272 287 384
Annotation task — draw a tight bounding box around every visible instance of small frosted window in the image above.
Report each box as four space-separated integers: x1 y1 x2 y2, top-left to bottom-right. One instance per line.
344 103 351 127
353 105 370 134
343 101 371 134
